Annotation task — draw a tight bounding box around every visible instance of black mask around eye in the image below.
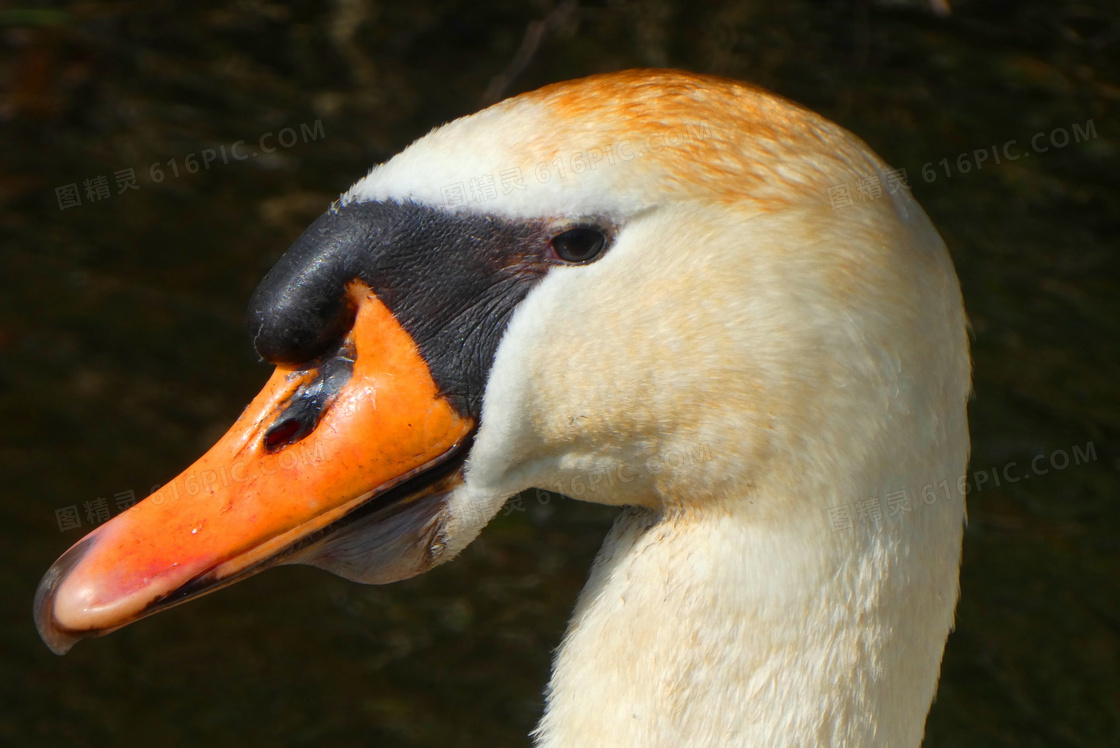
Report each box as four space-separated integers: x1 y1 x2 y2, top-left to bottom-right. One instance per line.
247 200 592 418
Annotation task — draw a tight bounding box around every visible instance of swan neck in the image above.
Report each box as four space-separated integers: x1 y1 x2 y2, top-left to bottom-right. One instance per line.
535 485 963 748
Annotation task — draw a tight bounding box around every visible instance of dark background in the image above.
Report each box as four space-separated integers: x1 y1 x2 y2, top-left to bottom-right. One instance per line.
2 1 1118 745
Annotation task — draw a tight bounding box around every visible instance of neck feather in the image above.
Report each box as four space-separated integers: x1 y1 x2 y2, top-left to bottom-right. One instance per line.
534 479 963 748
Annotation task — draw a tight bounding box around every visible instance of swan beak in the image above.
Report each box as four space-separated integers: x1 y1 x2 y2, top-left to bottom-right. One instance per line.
35 285 474 654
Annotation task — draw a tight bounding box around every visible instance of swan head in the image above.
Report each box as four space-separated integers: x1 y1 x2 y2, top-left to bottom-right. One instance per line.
35 70 970 657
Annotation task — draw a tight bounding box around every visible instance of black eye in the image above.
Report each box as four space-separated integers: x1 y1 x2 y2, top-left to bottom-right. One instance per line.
552 227 607 264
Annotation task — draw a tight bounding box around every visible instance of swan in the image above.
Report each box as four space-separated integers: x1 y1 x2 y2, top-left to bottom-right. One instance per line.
35 69 970 747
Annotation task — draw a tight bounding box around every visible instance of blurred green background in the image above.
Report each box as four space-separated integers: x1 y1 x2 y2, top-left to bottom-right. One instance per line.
1 1 1117 745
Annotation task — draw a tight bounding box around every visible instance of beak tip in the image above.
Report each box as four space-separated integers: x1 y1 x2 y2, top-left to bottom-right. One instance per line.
34 536 97 655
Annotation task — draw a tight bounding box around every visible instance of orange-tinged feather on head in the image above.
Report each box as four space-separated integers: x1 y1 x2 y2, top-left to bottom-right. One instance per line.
494 69 888 210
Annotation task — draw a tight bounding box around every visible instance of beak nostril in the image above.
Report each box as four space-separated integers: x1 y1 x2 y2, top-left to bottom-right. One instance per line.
264 419 302 450
262 347 355 453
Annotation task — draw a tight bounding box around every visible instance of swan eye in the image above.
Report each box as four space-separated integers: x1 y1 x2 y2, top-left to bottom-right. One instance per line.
552 227 607 264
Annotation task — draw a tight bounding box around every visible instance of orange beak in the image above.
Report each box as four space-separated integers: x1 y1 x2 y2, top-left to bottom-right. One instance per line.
35 283 474 654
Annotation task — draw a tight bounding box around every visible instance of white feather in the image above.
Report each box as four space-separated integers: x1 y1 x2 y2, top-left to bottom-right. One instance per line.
349 71 970 747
